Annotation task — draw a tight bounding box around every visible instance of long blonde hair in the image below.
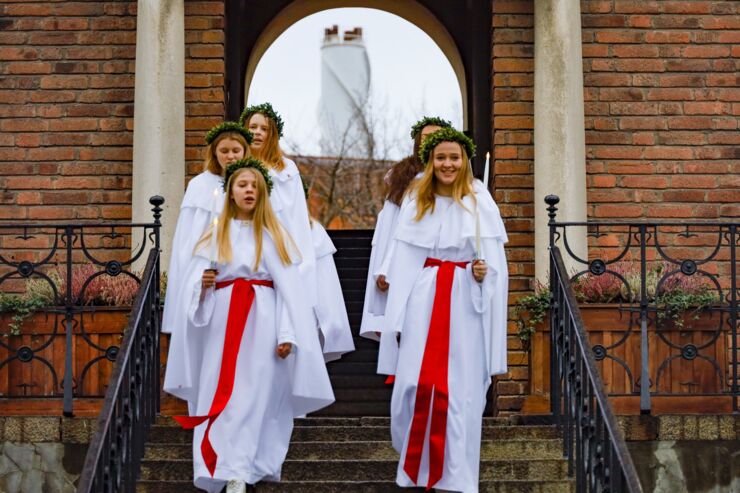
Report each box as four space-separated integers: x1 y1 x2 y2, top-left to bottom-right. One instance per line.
411 142 475 221
194 168 294 269
247 113 284 172
203 132 250 175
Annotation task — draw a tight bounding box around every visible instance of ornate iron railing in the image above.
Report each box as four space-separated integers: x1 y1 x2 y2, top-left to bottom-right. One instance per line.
77 246 161 493
549 240 643 493
0 196 163 415
546 195 739 414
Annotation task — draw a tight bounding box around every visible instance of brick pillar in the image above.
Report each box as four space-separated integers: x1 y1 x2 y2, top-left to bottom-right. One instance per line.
132 0 185 268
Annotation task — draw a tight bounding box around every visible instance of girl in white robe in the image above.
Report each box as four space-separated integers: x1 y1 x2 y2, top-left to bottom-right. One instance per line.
360 117 453 377
163 159 334 493
310 218 355 362
380 128 508 493
240 102 317 307
161 122 252 336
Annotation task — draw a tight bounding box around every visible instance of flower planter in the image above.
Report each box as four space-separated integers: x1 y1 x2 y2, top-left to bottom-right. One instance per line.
524 303 727 413
0 307 130 398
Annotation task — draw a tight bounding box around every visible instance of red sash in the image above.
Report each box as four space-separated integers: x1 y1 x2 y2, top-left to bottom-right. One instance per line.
173 277 274 477
403 258 469 489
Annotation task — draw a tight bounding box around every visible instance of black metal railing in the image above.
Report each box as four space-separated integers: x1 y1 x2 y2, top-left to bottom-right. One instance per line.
77 245 161 493
546 195 739 414
0 196 163 415
549 240 643 493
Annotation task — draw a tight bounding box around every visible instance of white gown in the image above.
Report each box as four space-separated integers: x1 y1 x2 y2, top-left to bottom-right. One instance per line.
359 199 402 375
163 220 334 492
382 183 508 493
271 157 318 308
311 220 355 362
161 171 224 335
163 158 317 335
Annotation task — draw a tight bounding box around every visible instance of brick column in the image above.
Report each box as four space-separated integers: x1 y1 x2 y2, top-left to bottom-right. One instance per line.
534 0 588 279
132 0 185 268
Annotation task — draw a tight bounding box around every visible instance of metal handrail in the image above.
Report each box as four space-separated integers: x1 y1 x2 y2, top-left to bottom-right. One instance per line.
550 245 643 492
77 247 161 493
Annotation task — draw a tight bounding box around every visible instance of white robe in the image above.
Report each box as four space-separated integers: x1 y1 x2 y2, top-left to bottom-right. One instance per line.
163 158 317 335
163 220 334 492
161 171 224 334
382 184 508 493
271 157 318 308
311 220 355 362
358 200 402 375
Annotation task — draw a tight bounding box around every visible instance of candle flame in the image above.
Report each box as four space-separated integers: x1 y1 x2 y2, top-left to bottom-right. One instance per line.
486 152 490 158
213 188 219 196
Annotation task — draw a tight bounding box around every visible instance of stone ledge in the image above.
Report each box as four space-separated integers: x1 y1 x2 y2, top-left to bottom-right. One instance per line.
619 414 740 441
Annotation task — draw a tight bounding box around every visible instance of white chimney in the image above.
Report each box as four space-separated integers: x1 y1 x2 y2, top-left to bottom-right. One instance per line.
318 25 371 158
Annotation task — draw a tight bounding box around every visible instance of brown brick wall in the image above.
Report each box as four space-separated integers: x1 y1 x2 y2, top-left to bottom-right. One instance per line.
492 0 535 414
184 0 225 179
0 1 137 223
0 1 226 225
582 0 740 221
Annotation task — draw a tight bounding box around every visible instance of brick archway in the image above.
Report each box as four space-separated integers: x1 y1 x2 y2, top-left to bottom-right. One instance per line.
225 0 492 173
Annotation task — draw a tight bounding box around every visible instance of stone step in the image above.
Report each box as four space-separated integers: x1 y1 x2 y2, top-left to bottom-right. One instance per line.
137 479 575 493
139 458 569 482
154 416 512 427
144 438 563 461
147 424 560 444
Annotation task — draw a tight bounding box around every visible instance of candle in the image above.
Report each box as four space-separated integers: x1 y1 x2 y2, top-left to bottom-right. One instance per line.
475 204 482 259
211 187 219 217
482 152 491 191
209 217 219 265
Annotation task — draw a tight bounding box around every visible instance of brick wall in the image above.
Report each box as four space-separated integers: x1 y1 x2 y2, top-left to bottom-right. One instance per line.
582 0 740 221
492 0 535 414
184 0 225 179
0 1 137 224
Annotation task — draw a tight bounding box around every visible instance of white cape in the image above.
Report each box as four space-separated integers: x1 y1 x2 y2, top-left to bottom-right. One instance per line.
382 183 508 492
161 171 224 335
311 220 355 362
163 221 334 490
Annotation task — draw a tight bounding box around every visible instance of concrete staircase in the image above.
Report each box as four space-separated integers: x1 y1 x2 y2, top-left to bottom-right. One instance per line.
136 416 574 493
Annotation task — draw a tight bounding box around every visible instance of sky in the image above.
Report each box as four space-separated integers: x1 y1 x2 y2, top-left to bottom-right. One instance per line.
247 8 463 160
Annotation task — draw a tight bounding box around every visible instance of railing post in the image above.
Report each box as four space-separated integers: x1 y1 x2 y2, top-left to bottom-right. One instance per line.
729 225 738 413
63 225 75 417
149 195 164 415
639 225 651 414
545 195 560 415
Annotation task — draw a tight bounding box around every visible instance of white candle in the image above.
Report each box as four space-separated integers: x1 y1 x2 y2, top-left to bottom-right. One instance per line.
211 187 219 217
482 152 491 191
209 217 219 265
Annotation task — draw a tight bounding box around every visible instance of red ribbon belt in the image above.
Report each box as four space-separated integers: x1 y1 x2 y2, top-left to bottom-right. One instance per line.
173 277 274 477
403 258 469 489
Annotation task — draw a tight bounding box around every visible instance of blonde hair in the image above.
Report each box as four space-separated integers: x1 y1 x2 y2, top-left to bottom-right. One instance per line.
194 168 295 269
247 113 284 172
203 132 250 175
412 141 475 221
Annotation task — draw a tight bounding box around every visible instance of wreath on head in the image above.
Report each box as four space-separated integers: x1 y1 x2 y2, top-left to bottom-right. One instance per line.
205 121 254 145
238 102 285 138
223 157 274 194
418 127 476 165
410 116 453 139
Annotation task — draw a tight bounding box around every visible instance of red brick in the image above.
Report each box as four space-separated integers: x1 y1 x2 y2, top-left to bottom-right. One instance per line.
672 176 719 189
622 176 669 188
645 204 695 218
684 102 731 115
595 204 644 218
663 190 706 202
645 31 691 44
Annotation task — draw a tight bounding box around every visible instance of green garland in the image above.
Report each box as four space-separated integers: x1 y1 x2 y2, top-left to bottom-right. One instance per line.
238 102 285 138
205 121 254 145
223 158 274 194
418 127 476 165
410 116 452 139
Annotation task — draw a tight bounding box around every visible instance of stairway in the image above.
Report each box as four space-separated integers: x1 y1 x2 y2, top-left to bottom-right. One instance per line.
136 416 574 493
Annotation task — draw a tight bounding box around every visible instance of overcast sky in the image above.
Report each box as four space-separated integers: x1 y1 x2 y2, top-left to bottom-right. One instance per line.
247 8 463 160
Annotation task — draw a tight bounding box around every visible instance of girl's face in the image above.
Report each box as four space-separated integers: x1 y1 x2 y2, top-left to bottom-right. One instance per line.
247 113 270 151
420 124 441 142
231 169 259 218
432 142 463 188
215 138 245 169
